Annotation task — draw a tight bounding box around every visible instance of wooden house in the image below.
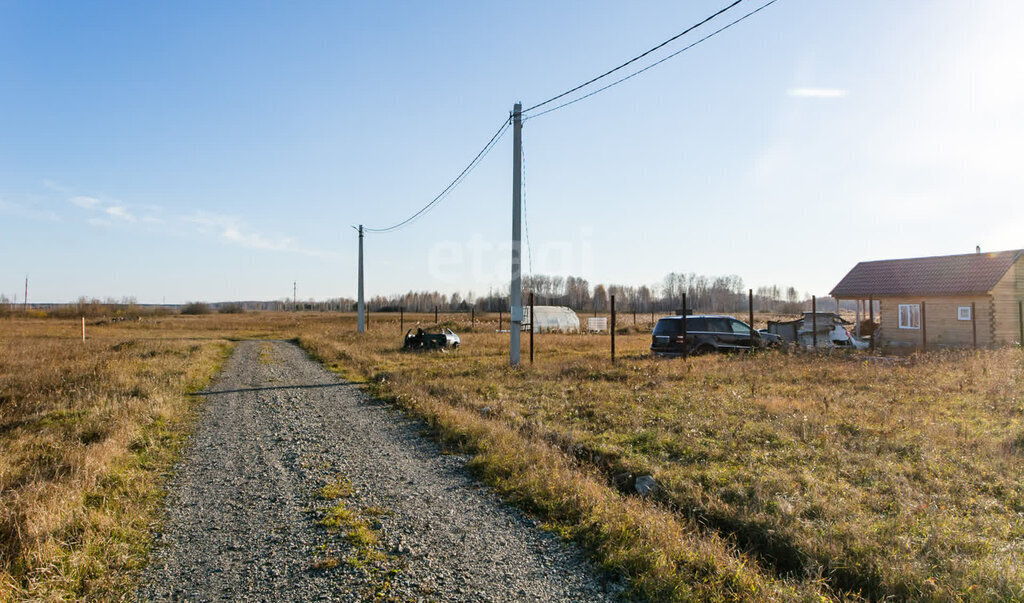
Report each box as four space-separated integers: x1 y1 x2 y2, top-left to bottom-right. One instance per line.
831 249 1023 348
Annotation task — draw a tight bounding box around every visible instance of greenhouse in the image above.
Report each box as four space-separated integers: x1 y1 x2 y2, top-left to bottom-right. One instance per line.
523 306 580 333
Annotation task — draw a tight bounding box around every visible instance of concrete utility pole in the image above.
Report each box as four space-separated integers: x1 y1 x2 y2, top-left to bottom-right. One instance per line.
509 103 523 366
24 275 28 312
357 225 365 333
293 281 297 308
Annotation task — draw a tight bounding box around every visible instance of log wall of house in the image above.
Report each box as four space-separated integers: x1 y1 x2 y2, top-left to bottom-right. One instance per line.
991 258 1023 346
879 295 992 348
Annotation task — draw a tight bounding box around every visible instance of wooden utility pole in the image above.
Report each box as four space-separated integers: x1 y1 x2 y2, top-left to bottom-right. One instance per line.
357 225 365 333
509 103 523 366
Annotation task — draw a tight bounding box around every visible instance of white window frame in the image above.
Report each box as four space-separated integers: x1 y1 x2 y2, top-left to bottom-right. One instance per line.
957 306 972 321
898 303 921 329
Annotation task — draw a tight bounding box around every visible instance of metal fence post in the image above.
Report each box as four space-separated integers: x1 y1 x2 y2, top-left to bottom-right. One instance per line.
529 292 534 364
972 301 977 349
812 296 817 350
610 294 616 364
1018 300 1023 349
869 298 875 352
748 289 754 340
921 301 927 351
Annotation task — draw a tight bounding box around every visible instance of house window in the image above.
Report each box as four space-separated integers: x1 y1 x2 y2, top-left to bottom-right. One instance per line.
958 306 971 321
898 304 921 329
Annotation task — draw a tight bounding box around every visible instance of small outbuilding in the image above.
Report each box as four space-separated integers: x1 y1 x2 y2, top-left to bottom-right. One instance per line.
523 305 580 333
831 249 1023 349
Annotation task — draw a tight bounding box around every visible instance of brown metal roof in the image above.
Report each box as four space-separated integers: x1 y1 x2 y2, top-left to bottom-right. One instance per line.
830 249 1022 298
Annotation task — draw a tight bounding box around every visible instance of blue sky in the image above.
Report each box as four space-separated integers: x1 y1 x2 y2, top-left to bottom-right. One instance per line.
2 1 1021 304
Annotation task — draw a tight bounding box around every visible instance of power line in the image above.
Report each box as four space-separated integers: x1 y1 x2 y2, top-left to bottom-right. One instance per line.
523 0 744 114
524 0 778 121
364 117 512 233
522 130 532 277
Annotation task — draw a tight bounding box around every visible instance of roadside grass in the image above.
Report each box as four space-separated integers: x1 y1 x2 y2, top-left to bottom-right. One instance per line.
297 314 1024 601
5 311 1021 601
0 319 232 599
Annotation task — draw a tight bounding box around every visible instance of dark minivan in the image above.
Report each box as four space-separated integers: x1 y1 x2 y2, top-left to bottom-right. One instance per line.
650 314 765 356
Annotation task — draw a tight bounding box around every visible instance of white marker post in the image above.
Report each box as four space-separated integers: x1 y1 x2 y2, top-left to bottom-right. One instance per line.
82 317 85 342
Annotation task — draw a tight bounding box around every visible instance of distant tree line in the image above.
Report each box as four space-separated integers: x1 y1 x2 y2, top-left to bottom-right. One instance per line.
1 273 814 318
363 272 812 314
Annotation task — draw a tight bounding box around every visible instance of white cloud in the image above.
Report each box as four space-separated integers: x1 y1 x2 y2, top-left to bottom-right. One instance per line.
70 195 101 209
104 205 136 222
786 88 848 98
31 183 337 258
183 210 335 257
222 225 292 251
67 193 137 222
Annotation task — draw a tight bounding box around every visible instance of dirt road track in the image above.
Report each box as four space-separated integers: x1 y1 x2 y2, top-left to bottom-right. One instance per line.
137 340 622 601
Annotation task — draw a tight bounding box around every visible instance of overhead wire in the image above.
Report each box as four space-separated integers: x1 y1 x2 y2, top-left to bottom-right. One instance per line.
524 0 778 121
523 0 744 114
522 128 532 277
363 0 778 234
363 116 512 233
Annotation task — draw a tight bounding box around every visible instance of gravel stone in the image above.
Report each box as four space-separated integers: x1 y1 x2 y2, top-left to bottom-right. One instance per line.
137 340 624 601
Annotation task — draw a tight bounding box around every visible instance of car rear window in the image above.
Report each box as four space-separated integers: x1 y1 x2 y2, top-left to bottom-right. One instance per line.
652 318 682 335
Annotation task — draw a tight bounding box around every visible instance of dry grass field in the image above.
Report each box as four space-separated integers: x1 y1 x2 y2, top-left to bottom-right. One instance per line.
0 319 234 599
301 312 1024 601
2 311 1022 600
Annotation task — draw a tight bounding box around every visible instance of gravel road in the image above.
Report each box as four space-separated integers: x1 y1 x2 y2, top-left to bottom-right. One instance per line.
137 340 623 601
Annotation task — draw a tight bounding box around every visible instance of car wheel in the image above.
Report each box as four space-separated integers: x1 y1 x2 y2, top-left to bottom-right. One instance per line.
692 344 715 355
